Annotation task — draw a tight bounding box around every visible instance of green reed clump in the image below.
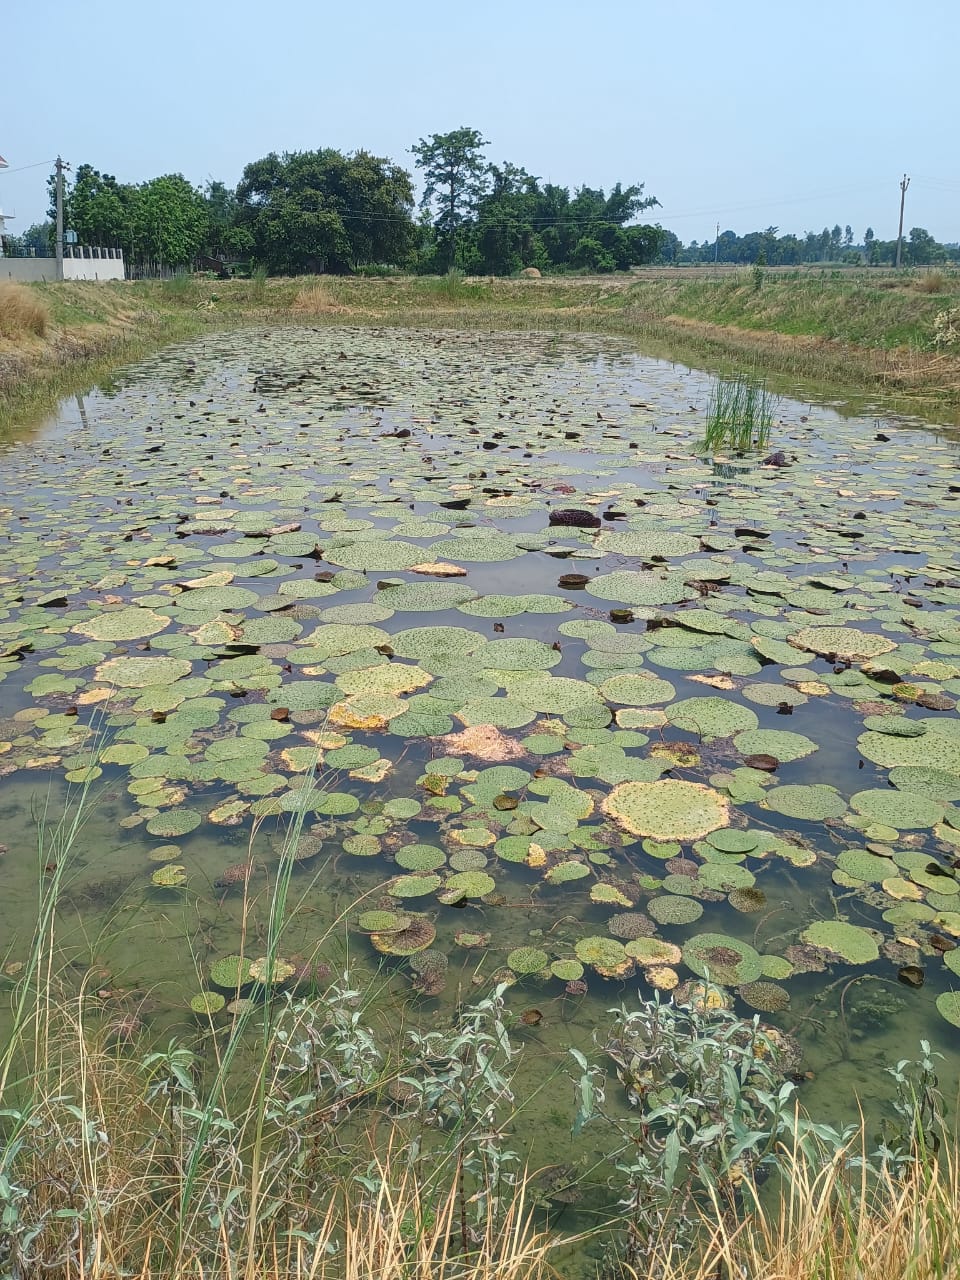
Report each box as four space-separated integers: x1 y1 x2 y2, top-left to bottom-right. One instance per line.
701 374 775 453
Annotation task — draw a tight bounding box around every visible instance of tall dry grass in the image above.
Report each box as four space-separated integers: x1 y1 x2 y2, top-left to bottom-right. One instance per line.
916 271 948 294
0 281 51 339
638 1124 960 1280
291 281 340 314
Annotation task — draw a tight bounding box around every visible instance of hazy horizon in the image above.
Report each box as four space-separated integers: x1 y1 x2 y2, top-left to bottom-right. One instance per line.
2 0 957 247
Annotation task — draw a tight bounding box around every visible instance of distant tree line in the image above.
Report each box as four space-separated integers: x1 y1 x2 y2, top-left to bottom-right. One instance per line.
661 223 958 267
1 131 955 274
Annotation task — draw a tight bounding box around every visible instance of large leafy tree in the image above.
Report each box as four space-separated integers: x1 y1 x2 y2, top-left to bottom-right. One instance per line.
411 127 489 269
235 150 415 274
69 165 131 248
131 175 209 268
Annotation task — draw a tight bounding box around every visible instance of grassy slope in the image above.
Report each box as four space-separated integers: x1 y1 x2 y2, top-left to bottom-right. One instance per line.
2 268 959 430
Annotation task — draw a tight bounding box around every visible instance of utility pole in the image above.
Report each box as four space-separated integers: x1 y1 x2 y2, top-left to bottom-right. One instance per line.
714 222 720 264
55 156 66 281
895 173 910 268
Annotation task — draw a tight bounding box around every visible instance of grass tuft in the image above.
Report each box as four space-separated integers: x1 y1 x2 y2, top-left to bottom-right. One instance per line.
0 281 50 339
291 282 339 314
915 270 947 294
701 373 775 453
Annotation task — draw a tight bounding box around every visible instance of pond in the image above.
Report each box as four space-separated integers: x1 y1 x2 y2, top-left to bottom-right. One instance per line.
1 324 959 1166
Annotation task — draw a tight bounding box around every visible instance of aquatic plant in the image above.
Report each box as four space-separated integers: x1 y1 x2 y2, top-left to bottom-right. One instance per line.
699 374 775 454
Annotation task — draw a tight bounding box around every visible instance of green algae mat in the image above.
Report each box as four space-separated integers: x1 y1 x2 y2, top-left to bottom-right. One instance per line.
1 326 960 1072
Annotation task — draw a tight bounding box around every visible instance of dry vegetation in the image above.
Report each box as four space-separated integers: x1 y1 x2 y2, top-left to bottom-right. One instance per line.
5 1000 958 1280
0 280 50 339
291 281 342 314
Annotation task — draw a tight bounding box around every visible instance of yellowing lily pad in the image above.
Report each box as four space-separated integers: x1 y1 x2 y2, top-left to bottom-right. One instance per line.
602 779 730 841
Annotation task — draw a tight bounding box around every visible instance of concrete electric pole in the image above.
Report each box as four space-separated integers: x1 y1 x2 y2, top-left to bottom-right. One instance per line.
895 174 910 269
55 156 70 281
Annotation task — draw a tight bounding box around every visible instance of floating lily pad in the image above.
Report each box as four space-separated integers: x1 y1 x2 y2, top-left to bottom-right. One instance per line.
388 874 443 899
209 955 249 988
733 729 818 762
370 918 437 955
151 864 187 887
889 767 960 802
936 991 960 1028
393 840 445 872
647 895 704 926
800 921 879 963
73 607 171 642
789 625 896 661
190 991 225 1015
356 910 411 933
507 947 549 975
602 779 730 841
738 981 790 1013
146 808 201 837
575 936 631 977
682 933 763 986
764 785 847 821
666 697 758 740
849 789 943 830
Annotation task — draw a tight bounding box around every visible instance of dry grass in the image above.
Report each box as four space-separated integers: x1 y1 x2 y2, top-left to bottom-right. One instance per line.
0 996 563 1280
0 281 50 339
916 271 948 294
641 1124 960 1280
291 281 341 315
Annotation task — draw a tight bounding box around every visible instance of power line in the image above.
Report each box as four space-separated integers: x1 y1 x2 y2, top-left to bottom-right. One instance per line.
0 159 56 177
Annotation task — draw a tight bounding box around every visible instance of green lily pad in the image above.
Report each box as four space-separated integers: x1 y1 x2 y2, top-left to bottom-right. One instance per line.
733 729 818 762
800 920 880 963
73 607 171 642
507 947 549 975
849 789 944 830
146 808 201 837
647 895 704 926
190 991 225 1014
209 955 249 988
890 766 960 802
789 625 896 661
575 936 631 976
666 697 758 740
388 874 443 899
936 991 960 1028
764 785 847 821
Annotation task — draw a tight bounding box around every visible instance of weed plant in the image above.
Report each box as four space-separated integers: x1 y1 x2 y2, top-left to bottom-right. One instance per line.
700 373 775 453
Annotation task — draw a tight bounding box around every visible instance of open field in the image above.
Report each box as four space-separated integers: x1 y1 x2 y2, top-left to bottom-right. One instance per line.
1 267 960 430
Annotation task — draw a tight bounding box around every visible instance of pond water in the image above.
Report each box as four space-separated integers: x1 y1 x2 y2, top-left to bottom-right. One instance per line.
1 325 959 1165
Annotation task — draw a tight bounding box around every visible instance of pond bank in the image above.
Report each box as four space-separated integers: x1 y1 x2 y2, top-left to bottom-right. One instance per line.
2 269 959 431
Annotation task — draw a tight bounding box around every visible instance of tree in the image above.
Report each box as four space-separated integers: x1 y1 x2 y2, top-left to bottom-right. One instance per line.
411 127 489 270
906 227 942 266
4 221 52 255
236 150 415 274
69 165 132 248
203 180 254 259
131 175 209 268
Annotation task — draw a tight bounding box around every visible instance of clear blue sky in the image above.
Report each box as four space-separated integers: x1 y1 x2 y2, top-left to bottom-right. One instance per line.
2 0 958 244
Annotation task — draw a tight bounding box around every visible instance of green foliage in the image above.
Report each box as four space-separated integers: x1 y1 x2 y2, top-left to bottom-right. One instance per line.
701 374 775 453
411 127 490 270
235 148 416 275
570 993 796 1269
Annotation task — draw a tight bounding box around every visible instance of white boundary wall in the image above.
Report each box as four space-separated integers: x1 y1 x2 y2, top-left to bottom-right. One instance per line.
1 250 125 283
